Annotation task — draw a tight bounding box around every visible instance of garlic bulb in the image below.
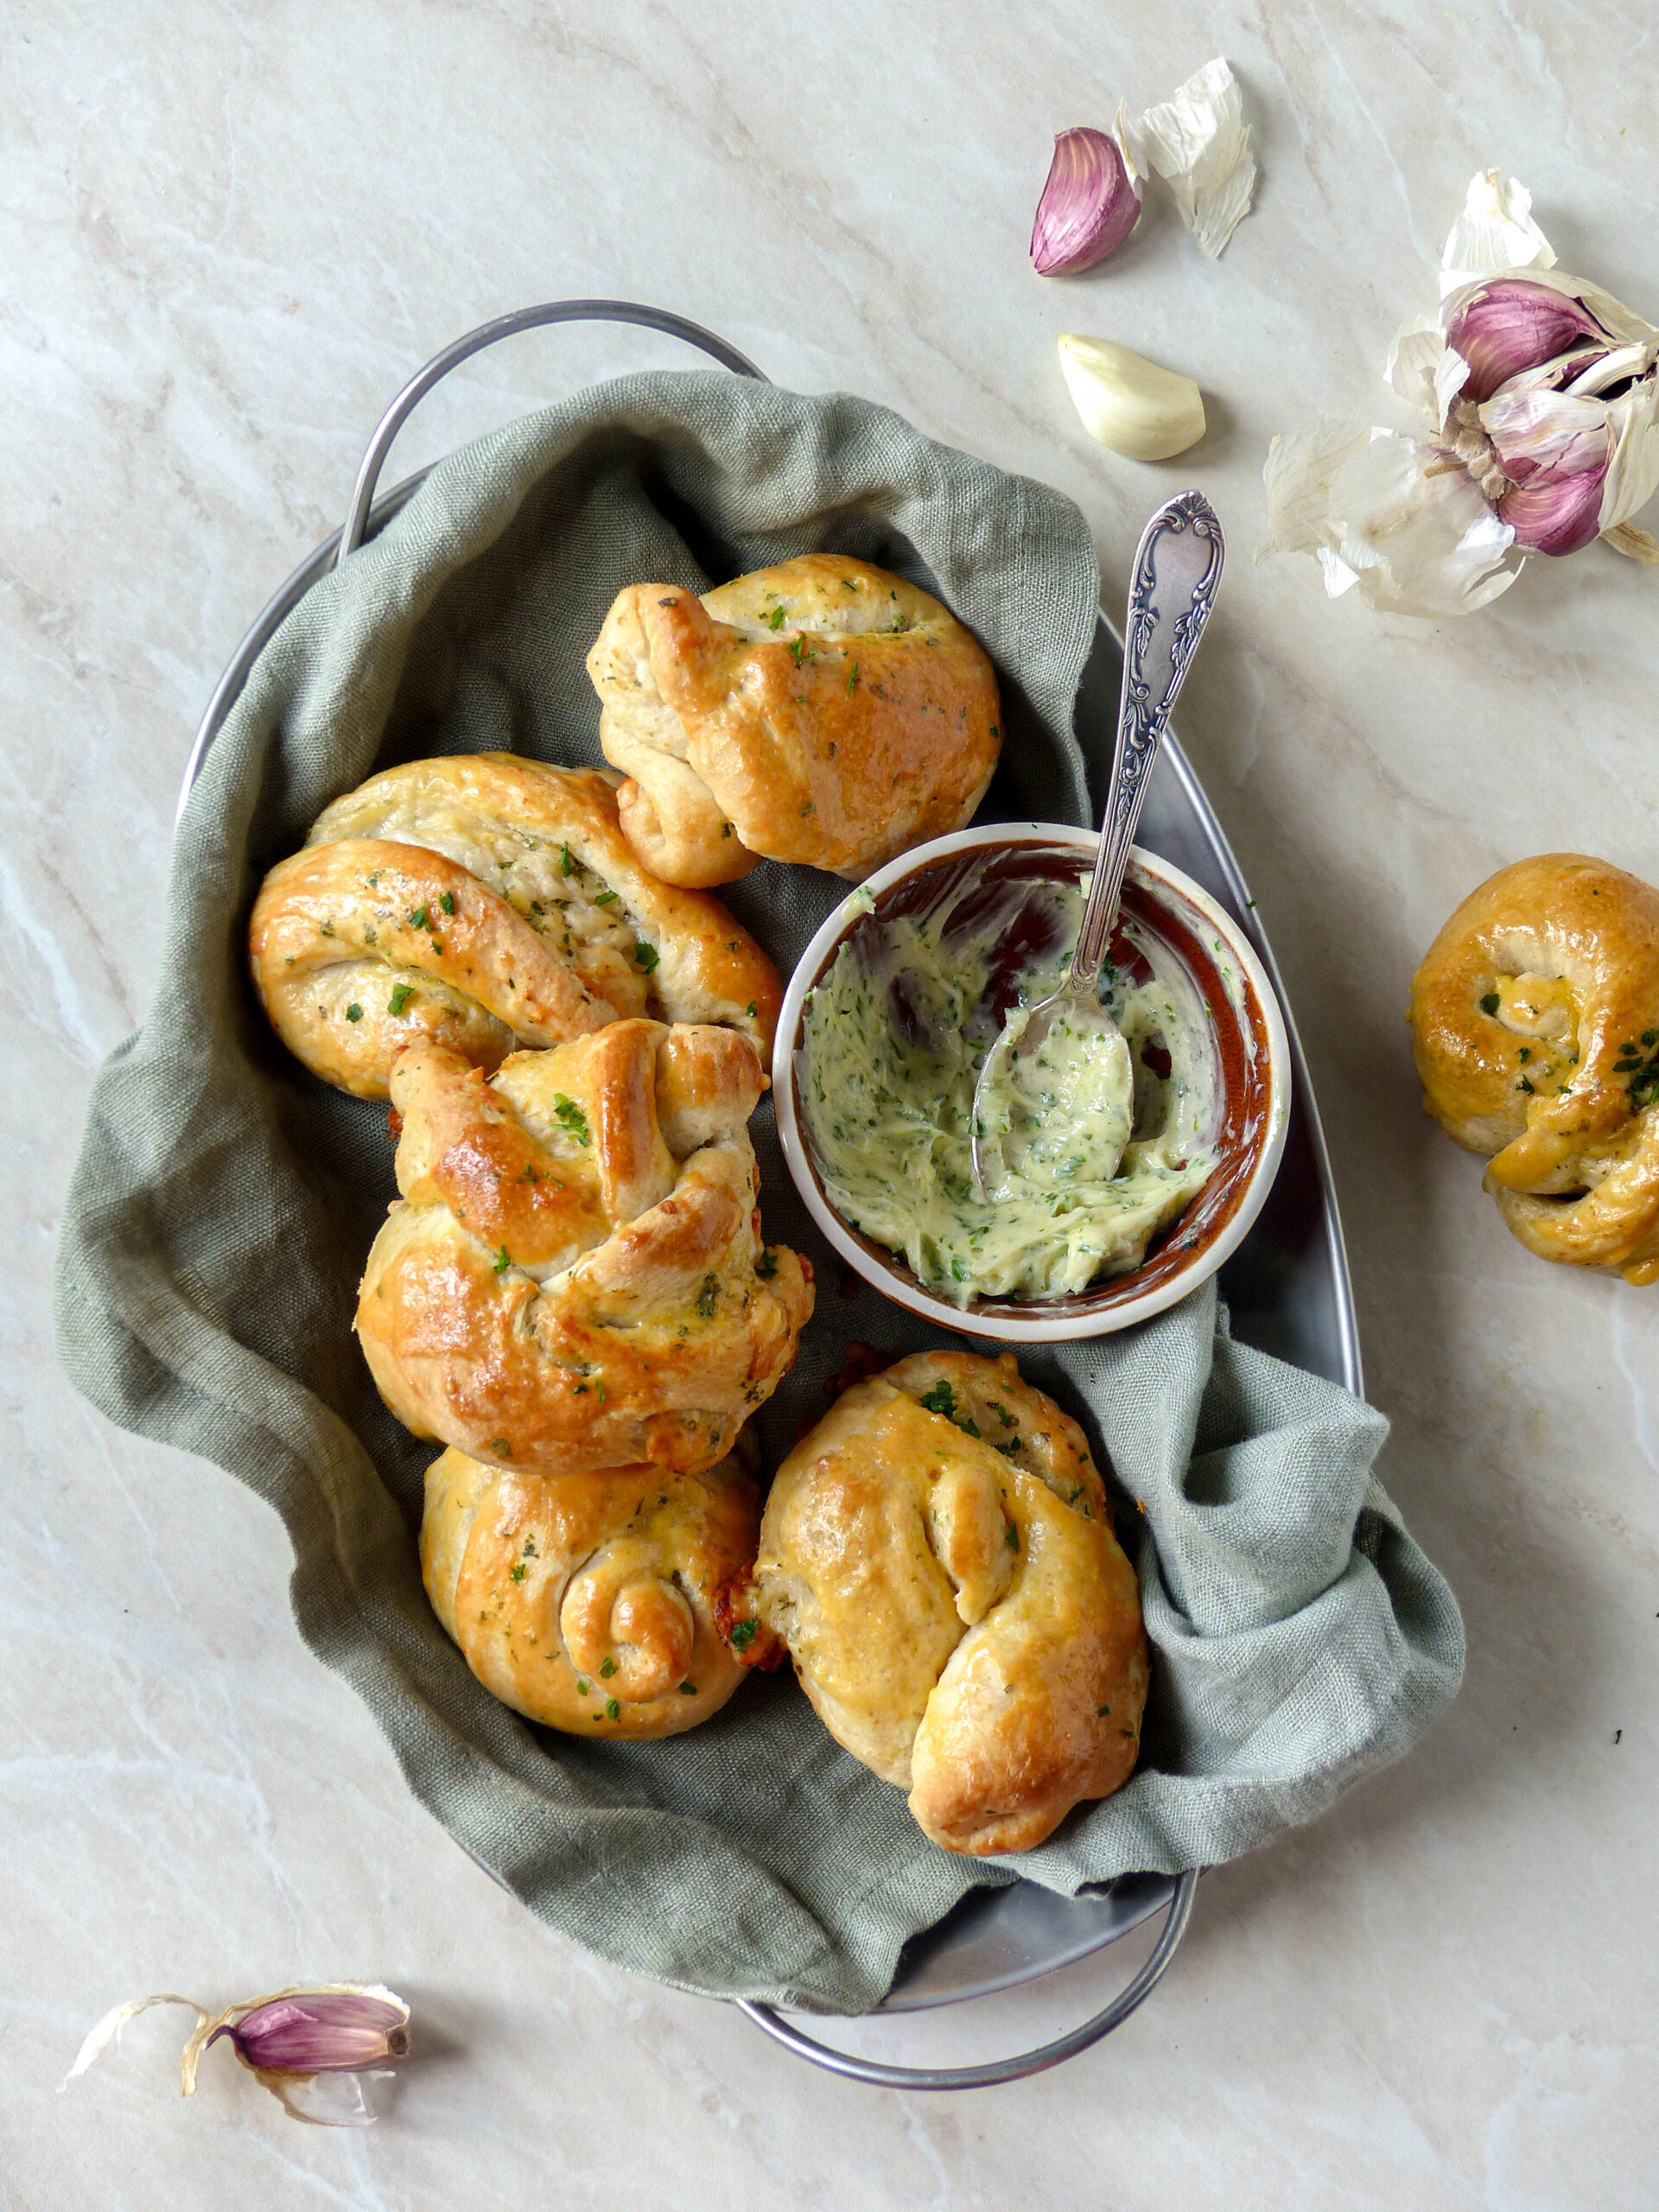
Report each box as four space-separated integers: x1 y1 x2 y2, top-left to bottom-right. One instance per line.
1030 128 1142 276
1058 334 1205 461
1263 170 1659 615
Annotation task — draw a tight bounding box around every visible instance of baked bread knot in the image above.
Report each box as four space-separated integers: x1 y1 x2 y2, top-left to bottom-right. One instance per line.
248 753 781 1097
1409 854 1659 1284
356 1021 813 1476
586 554 1001 887
421 1447 756 1737
753 1350 1148 1856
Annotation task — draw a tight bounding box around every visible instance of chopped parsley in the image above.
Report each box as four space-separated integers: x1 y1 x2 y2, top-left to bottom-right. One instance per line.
560 842 575 877
696 1273 719 1318
554 1094 592 1146
493 1245 512 1274
918 1380 957 1417
678 1681 698 1695
847 661 861 694
345 1003 363 1022
755 1249 779 1279
406 905 429 930
489 1437 511 1456
745 1001 757 1017
1005 1523 1020 1552
768 604 785 630
605 1698 620 1720
575 1679 588 1696
988 1402 1015 1428
439 890 455 915
634 939 659 973
731 1619 758 1651
510 1561 526 1582
599 1656 617 1679
387 983 414 1016
1479 990 1501 1015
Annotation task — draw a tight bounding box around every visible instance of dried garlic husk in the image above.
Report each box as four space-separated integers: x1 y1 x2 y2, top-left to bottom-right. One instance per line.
1265 169 1659 613
1058 334 1205 460
60 1982 410 2128
1118 59 1256 259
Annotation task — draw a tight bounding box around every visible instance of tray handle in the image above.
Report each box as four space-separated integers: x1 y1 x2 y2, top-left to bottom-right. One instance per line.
337 298 766 563
735 1866 1198 2091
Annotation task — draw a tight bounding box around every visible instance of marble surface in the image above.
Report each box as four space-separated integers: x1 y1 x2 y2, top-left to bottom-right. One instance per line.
6 1 1658 2202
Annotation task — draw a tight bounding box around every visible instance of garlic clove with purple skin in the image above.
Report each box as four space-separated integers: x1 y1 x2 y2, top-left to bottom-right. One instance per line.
61 1981 411 2129
197 1987 411 2077
1030 128 1141 276
1445 277 1612 404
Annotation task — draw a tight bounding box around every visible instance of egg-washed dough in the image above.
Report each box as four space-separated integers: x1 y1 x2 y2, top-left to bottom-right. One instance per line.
248 754 781 1097
1409 852 1659 1284
422 1447 755 1738
753 1350 1148 1856
586 554 1002 887
357 1021 813 1478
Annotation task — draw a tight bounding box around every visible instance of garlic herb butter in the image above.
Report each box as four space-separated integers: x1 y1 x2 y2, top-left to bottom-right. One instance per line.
800 861 1222 1304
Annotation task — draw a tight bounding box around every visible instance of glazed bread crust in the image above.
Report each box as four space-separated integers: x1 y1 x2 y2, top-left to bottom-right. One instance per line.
248 754 781 1097
1409 853 1659 1284
753 1350 1148 1857
421 1447 754 1737
587 555 1002 887
357 1025 813 1477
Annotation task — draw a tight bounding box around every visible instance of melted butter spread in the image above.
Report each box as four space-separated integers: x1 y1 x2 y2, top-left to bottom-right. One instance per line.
801 868 1223 1304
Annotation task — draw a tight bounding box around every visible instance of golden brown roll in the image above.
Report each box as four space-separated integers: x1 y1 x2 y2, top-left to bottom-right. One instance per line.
586 554 1002 887
753 1350 1148 1856
248 754 781 1097
357 1022 813 1477
421 1447 755 1737
1409 854 1659 1285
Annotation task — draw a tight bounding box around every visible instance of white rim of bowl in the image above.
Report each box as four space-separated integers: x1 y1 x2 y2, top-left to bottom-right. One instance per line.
772 822 1294 1344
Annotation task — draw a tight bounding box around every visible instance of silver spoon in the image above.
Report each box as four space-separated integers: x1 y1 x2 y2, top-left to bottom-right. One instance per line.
969 491 1224 1198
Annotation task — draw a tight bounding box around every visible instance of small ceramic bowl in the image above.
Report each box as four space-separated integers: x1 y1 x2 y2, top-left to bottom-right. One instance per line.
772 823 1292 1343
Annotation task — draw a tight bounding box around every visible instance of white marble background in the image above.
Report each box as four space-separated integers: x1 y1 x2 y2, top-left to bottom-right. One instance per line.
5 1 1658 2203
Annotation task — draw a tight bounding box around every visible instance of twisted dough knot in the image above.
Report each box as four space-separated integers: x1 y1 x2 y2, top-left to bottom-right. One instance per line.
586 554 1002 887
421 1448 757 1736
357 1020 813 1476
1409 854 1659 1284
753 1351 1148 1857
248 754 780 1097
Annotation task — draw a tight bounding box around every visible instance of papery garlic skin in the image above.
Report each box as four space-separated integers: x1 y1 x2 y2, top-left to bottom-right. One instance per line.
1031 128 1142 276
1259 420 1519 618
1118 58 1256 259
1058 334 1205 460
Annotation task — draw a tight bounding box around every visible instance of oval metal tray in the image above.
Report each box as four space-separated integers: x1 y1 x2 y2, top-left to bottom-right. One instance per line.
177 301 1361 2092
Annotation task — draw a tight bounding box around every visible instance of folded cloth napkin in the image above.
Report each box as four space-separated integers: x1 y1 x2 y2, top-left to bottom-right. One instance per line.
55 371 1463 2012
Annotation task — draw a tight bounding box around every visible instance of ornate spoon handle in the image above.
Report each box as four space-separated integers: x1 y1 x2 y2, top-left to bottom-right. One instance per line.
1069 492 1225 990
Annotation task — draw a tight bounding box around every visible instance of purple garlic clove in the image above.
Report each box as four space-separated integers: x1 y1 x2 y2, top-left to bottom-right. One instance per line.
1446 277 1611 404
1031 129 1141 276
211 1988 410 2075
1497 466 1608 556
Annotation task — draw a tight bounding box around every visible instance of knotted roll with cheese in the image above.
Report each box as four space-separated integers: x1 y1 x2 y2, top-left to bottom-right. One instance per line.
1409 853 1659 1285
357 1020 813 1477
249 754 781 1097
753 1350 1148 1856
586 554 1002 887
421 1447 755 1737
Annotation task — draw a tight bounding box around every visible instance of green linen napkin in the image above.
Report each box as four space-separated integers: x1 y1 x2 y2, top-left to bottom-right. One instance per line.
55 372 1463 2012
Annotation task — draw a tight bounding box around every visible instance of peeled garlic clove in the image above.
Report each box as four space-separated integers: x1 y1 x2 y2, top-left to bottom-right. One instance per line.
1031 128 1142 276
1058 334 1205 460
